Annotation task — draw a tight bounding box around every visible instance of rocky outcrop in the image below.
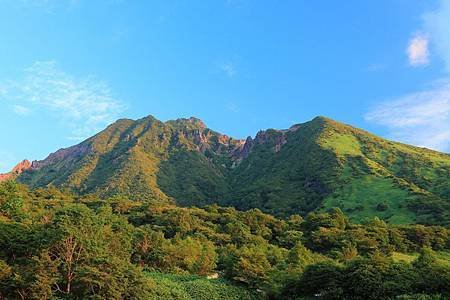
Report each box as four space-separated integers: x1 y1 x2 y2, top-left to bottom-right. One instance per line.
0 159 32 182
232 128 289 160
174 123 246 156
12 159 31 174
30 144 91 170
232 136 254 161
0 173 11 182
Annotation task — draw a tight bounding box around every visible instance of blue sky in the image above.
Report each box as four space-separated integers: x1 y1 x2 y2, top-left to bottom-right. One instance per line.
1 0 450 172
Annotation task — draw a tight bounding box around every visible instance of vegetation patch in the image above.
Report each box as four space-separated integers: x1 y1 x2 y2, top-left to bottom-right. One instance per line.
322 176 416 224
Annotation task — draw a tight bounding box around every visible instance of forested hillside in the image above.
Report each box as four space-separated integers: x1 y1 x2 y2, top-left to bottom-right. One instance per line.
1 181 449 299
14 115 450 225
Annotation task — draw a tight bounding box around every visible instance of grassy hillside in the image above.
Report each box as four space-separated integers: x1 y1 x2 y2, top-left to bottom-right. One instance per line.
318 118 450 224
145 273 257 300
226 117 450 224
392 251 450 267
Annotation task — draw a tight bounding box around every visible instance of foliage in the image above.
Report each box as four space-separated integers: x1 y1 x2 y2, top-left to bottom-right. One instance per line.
0 182 449 299
145 273 258 300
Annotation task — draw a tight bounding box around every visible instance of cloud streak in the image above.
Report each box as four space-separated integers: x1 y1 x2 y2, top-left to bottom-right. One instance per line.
12 104 31 116
368 1 450 153
407 33 429 67
365 79 450 152
423 0 450 72
0 61 126 141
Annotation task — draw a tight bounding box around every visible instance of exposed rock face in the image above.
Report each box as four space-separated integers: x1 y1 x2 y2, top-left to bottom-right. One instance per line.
0 159 32 182
30 144 91 170
232 136 254 161
232 127 291 160
12 159 31 174
0 173 11 182
176 125 245 155
165 117 245 155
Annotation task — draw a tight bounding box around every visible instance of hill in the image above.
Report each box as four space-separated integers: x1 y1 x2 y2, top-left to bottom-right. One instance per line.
16 115 450 224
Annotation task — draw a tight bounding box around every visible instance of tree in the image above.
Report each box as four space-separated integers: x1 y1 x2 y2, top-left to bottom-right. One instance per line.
231 244 272 288
164 236 217 275
413 248 450 296
288 262 344 299
41 204 152 298
0 181 25 220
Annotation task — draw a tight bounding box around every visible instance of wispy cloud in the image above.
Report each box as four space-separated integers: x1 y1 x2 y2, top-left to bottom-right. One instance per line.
369 1 450 152
407 33 429 67
423 0 450 72
0 61 126 141
220 62 237 78
12 104 31 116
365 79 450 152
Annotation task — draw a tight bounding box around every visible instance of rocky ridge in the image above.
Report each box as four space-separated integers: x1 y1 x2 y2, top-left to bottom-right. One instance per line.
0 159 32 182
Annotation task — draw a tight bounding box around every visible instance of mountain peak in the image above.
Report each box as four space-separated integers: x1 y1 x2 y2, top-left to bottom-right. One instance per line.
312 115 331 121
0 159 32 182
166 116 207 130
12 159 31 174
309 115 342 126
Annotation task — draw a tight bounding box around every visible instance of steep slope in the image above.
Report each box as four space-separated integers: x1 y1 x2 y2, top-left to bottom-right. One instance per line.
19 116 242 204
318 118 450 224
226 117 450 224
17 115 450 224
226 118 342 216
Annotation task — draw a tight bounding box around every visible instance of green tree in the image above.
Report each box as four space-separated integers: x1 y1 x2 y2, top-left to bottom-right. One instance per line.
0 181 25 220
289 262 344 299
231 244 272 288
41 204 153 298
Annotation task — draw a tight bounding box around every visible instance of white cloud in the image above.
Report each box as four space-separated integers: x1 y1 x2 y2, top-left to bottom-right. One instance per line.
12 104 31 116
365 79 450 152
0 61 126 141
423 0 450 72
379 1 450 151
407 33 430 67
220 62 237 78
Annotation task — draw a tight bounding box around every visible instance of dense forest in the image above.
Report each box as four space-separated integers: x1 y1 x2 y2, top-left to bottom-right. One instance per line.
1 180 449 299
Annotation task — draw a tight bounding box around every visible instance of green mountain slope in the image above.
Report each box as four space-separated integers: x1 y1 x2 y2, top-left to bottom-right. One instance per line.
19 116 239 204
17 115 450 224
226 117 450 224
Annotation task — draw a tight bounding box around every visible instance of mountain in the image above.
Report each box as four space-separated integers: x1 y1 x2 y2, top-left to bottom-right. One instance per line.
16 115 450 224
18 116 241 204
